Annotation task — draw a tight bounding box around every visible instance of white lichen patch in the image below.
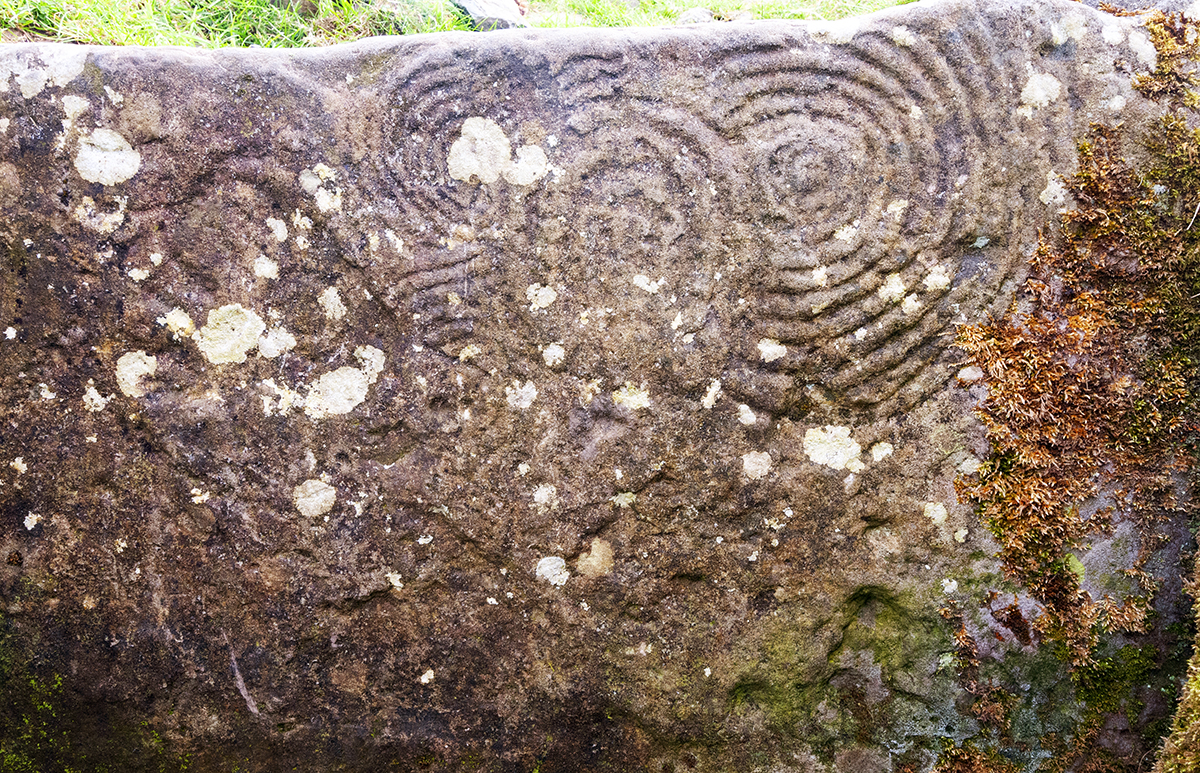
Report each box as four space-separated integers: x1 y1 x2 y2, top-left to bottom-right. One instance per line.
542 342 565 367
803 426 865 473
632 274 665 294
304 345 386 419
611 491 637 508
702 378 722 409
833 220 860 241
254 255 279 279
742 451 773 480
870 442 894 462
3 327 14 339
74 128 140 186
318 286 347 321
1017 66 1063 118
812 266 828 287
1102 23 1125 44
612 382 651 410
505 145 551 186
115 350 156 397
73 195 126 234
265 218 288 242
127 267 150 282
190 488 211 504
314 186 343 213
0 118 8 134
576 538 614 578
954 528 969 543
11 457 28 474
195 304 266 364
532 484 559 511
38 383 55 400
447 117 511 184
447 117 553 187
387 572 404 589
923 266 952 291
901 294 922 315
419 669 435 685
1050 12 1087 45
891 25 917 46
924 502 949 525
1128 30 1157 67
758 338 787 362
737 404 757 425
886 199 909 218
157 307 195 340
878 273 906 303
23 513 41 530
82 379 110 412
1040 171 1068 207
505 380 538 410
535 556 570 586
418 535 434 545
458 343 482 362
150 253 163 266
260 378 302 416
294 479 336 518
525 283 557 310
957 365 985 382
61 94 89 120
104 85 123 104
941 578 958 594
257 326 297 359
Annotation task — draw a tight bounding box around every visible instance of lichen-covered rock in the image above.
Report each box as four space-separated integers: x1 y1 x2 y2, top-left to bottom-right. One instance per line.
0 2 1193 770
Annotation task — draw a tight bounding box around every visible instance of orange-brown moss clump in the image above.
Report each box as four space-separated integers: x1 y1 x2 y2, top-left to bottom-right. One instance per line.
952 8 1200 773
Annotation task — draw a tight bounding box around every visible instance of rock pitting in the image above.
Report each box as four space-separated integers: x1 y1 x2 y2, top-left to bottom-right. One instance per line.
0 2 1194 770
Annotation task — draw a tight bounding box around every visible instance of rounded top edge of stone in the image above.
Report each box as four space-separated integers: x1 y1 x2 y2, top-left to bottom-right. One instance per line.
0 0 1168 63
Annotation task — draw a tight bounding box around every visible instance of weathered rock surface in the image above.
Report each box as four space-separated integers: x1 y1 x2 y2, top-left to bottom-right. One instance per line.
0 2 1191 770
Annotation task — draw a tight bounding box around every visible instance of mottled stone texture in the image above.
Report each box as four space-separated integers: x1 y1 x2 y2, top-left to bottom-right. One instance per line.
0 2 1187 770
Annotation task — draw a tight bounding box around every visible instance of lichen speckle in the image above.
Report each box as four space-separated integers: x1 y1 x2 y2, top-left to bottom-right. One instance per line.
757 338 787 362
157 307 195 340
632 274 665 294
923 502 949 525
878 273 907 303
525 283 557 310
612 382 651 410
82 379 110 412
318 286 347 321
742 451 772 480
293 478 336 518
803 426 865 472
611 491 636 508
195 304 266 364
304 345 386 419
447 117 553 186
870 441 894 462
254 255 279 278
115 350 157 397
702 378 722 409
535 556 570 586
891 25 917 46
737 404 757 425
505 380 538 410
74 128 140 186
542 342 565 366
258 327 297 359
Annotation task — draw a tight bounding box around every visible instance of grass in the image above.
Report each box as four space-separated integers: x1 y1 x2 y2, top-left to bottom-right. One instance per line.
0 0 917 46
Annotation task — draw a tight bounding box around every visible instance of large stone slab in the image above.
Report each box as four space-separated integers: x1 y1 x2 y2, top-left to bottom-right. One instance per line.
0 1 1188 770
